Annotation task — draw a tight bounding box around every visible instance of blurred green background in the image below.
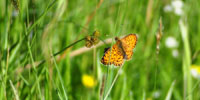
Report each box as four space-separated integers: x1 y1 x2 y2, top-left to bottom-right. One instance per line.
1 0 200 100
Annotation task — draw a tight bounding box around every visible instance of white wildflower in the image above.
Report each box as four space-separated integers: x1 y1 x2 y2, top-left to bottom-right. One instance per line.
12 10 19 17
171 0 184 16
165 37 178 48
164 5 173 12
153 90 161 99
172 49 179 58
172 0 183 9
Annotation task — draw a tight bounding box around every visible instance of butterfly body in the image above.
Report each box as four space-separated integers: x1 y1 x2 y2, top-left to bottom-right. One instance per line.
115 37 128 59
101 34 137 66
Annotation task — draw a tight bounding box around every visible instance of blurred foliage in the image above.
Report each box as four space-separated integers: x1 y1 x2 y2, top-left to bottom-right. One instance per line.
0 0 200 100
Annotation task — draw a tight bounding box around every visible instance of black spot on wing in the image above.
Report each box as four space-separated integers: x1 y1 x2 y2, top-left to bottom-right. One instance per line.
104 47 110 53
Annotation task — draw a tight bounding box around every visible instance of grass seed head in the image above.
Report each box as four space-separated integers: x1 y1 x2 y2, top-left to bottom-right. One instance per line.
85 40 93 48
93 30 100 37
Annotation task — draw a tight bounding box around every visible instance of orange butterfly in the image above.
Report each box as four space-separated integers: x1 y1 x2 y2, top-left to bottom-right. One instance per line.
101 34 137 66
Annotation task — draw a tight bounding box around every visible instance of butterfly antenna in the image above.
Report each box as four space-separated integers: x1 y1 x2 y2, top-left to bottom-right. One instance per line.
98 37 109 46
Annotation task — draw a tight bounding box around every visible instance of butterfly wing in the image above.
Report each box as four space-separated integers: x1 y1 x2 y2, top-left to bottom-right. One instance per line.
121 34 137 60
101 44 124 66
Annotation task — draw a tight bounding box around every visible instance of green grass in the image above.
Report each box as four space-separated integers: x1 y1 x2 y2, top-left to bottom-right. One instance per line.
1 0 200 100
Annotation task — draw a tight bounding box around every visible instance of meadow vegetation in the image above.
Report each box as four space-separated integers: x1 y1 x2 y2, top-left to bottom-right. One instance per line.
0 0 200 100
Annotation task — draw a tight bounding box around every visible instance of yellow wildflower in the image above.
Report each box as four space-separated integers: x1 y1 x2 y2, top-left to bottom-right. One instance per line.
190 65 200 79
82 74 96 88
147 97 152 100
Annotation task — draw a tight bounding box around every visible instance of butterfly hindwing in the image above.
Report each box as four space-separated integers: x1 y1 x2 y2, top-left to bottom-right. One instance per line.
101 44 124 66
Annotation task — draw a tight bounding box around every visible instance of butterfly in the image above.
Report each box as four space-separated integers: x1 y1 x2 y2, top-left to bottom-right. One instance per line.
101 34 137 66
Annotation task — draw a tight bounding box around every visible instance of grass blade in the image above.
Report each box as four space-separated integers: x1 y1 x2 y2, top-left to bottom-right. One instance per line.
9 80 20 100
52 53 68 100
165 80 176 100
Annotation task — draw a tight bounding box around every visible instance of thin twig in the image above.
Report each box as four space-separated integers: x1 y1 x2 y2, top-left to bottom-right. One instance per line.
100 75 106 100
16 36 120 75
59 0 104 60
70 38 112 57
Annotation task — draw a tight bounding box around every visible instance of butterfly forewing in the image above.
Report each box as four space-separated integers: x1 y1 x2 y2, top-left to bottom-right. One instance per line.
121 34 137 60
